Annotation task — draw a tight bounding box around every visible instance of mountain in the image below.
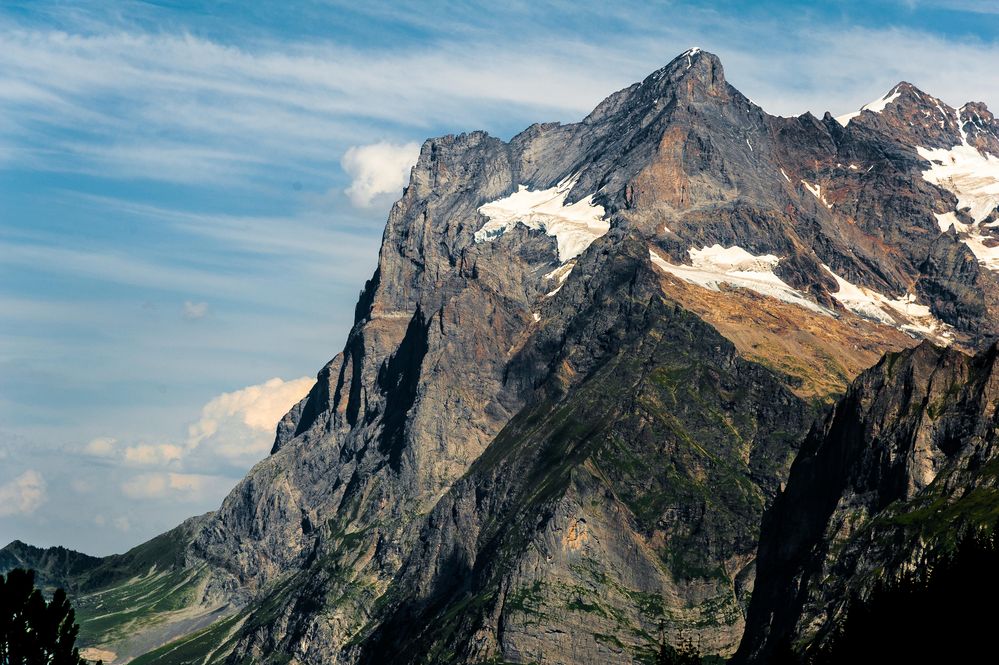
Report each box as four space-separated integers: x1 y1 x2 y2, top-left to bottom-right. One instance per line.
0 540 101 594
4 48 998 664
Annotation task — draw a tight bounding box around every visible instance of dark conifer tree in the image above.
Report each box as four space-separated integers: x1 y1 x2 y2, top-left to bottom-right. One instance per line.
0 568 92 664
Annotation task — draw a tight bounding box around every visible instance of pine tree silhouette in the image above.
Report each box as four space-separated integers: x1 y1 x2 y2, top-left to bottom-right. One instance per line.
0 568 93 664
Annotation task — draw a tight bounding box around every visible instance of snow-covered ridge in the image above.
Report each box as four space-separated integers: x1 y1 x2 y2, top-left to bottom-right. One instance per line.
835 86 902 127
916 123 999 271
649 245 831 314
822 265 953 342
475 176 609 263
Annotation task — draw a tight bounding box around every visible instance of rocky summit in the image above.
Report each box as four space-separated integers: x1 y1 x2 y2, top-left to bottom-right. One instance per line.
4 48 999 664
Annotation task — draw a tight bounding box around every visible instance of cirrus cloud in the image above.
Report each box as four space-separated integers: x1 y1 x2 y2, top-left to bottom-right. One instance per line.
182 300 209 320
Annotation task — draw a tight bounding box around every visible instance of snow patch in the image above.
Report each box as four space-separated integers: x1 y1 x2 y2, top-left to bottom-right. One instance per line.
835 86 902 127
475 175 609 263
684 47 701 69
801 180 833 209
916 143 999 224
916 128 999 271
649 245 831 314
934 213 999 270
865 88 903 114
822 265 953 342
647 245 954 342
545 262 574 284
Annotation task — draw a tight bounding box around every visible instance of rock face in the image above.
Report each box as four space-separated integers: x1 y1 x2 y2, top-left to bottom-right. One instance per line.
7 48 999 664
348 240 813 664
735 341 999 663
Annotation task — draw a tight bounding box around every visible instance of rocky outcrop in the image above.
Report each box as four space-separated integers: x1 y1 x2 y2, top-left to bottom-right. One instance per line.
346 239 814 664
735 341 999 663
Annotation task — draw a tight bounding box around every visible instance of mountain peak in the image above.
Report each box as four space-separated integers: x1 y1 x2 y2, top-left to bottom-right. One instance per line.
834 79 965 148
644 47 725 89
959 101 999 156
583 48 728 126
834 81 943 127
890 81 949 111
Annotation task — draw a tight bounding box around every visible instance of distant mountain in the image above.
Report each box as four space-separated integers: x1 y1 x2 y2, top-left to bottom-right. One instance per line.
6 48 998 664
0 540 101 594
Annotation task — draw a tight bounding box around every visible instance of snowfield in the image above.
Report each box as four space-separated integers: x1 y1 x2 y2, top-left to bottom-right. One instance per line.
648 243 953 343
475 175 609 263
917 114 999 272
649 245 831 314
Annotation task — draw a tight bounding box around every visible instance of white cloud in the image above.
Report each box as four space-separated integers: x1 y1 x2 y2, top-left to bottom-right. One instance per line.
83 437 183 468
0 470 46 516
122 443 185 467
341 142 421 208
182 300 209 320
83 376 313 480
185 376 314 466
83 436 116 457
120 472 228 502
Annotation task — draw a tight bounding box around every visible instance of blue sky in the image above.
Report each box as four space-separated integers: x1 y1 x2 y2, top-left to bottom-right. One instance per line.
1 0 997 555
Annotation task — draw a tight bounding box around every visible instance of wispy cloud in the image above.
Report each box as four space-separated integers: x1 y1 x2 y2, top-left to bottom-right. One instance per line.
0 238 248 297
120 472 229 502
1 8 996 194
182 301 209 320
906 0 999 14
0 25 624 188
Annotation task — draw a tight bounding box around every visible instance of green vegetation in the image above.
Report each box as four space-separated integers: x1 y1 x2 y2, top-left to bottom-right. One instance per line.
884 486 999 537
73 566 207 646
128 612 244 665
504 580 546 616
654 641 701 665
1 568 90 665
69 521 198 595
